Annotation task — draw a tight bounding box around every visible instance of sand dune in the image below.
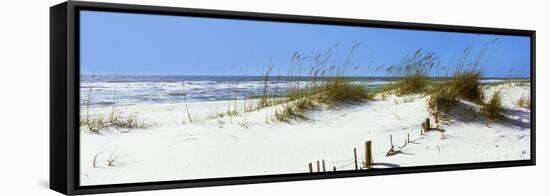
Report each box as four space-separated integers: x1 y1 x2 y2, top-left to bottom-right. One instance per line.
79 82 530 186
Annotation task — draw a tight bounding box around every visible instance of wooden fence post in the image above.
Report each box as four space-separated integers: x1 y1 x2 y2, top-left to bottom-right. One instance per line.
354 148 358 170
322 160 326 172
390 134 394 148
426 118 430 131
365 141 373 168
407 133 410 144
316 161 320 172
333 166 337 171
308 162 313 173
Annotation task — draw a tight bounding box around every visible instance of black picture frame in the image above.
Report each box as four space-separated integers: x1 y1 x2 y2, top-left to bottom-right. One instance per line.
50 1 536 195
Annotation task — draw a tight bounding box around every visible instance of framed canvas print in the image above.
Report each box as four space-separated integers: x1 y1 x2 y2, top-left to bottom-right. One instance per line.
50 1 535 195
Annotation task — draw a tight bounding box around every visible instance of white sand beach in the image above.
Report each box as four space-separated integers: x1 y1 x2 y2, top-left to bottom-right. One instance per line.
79 82 531 186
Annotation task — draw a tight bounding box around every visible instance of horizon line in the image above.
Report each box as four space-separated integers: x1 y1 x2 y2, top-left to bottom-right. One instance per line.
80 73 530 79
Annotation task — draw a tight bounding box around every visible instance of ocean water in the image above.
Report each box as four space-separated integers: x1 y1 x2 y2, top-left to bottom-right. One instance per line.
80 75 508 107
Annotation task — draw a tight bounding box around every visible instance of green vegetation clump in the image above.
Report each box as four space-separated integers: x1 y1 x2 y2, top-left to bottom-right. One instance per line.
81 113 152 134
385 49 437 95
427 70 483 115
446 71 483 103
274 102 308 122
317 78 371 106
428 87 458 114
427 71 486 121
274 77 370 122
480 91 505 120
395 74 429 95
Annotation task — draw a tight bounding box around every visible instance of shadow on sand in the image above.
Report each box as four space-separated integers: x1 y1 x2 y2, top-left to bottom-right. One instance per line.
440 101 530 129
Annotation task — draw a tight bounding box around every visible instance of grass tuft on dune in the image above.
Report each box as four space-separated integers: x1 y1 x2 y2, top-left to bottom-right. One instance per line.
274 77 370 122
81 113 152 134
385 49 437 95
480 91 505 120
446 71 484 103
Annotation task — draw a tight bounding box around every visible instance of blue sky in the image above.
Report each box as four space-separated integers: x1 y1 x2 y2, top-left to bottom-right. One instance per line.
80 10 531 78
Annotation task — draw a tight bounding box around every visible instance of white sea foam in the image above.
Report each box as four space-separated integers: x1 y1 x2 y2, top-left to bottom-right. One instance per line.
80 75 393 106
